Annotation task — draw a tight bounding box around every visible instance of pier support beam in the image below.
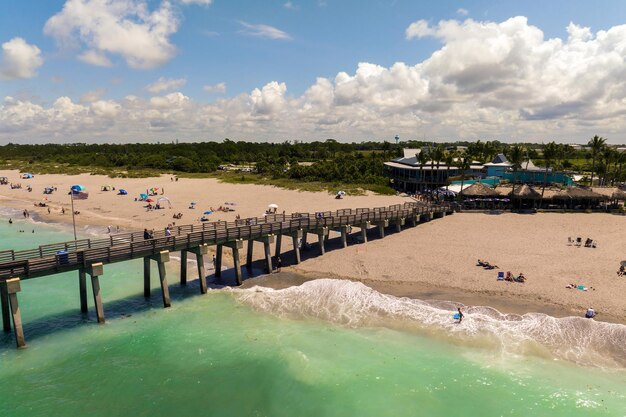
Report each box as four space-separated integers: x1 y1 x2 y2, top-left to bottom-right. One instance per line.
215 244 223 278
433 211 444 219
189 244 209 294
5 278 25 348
143 256 151 297
409 215 417 227
246 240 254 269
374 220 389 238
275 234 282 258
1 281 11 332
217 240 244 286
151 251 171 308
357 222 369 243
262 235 275 273
78 268 88 313
180 250 188 286
393 218 405 233
88 263 105 324
334 225 349 248
289 229 303 264
315 228 328 255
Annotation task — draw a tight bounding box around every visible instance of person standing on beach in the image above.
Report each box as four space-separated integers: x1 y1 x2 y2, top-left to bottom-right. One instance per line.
457 308 464 323
212 254 216 270
276 256 282 272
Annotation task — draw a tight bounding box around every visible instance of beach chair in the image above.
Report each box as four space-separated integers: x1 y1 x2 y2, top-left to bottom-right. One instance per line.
575 237 582 247
567 237 572 246
497 271 504 281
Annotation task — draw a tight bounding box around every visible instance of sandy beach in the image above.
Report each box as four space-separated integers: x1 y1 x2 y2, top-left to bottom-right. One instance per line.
1 169 625 322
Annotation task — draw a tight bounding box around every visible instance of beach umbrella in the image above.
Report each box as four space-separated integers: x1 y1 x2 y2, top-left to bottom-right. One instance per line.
140 193 148 199
118 189 128 195
71 185 86 192
268 203 279 209
337 191 346 195
190 202 196 205
203 211 212 215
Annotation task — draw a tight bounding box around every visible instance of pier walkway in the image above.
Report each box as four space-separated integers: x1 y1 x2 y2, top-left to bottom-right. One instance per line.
0 202 453 348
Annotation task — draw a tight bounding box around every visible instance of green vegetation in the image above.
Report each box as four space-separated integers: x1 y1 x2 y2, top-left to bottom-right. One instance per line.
0 138 623 194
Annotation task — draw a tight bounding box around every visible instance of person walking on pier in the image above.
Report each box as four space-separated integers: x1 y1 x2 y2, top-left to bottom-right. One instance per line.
143 229 150 240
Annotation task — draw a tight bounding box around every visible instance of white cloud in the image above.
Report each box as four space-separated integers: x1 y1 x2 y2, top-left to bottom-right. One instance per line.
284 1 297 10
405 20 435 39
5 17 626 143
78 50 113 67
457 8 469 16
178 0 213 6
80 88 107 103
0 37 44 80
44 0 179 69
203 82 226 94
179 0 212 4
146 77 187 93
238 21 291 40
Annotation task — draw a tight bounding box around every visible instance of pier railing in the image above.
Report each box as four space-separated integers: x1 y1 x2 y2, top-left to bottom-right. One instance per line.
0 202 450 280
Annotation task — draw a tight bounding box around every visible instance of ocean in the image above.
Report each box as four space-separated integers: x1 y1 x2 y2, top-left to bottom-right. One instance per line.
0 214 625 417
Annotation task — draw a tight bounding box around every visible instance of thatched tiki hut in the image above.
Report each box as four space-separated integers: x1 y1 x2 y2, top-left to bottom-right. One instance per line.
509 184 541 209
459 182 504 209
551 187 607 210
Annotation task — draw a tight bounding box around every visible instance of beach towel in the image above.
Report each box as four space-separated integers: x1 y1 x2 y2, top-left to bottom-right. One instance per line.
576 285 588 291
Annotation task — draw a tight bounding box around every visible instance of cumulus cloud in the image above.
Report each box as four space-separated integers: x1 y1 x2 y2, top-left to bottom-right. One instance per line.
4 17 626 143
405 20 435 39
203 82 226 94
457 8 469 16
0 37 44 80
284 1 297 10
80 88 107 103
238 21 291 40
179 0 212 5
146 77 187 93
44 0 179 69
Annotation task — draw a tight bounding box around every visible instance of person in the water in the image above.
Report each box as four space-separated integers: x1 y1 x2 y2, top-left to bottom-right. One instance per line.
457 307 464 323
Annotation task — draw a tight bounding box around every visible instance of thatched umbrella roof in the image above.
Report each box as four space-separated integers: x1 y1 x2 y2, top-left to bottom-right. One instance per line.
553 187 607 200
509 184 541 199
460 182 501 197
612 189 626 200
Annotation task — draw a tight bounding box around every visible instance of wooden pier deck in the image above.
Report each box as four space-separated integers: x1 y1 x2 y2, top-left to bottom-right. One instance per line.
0 202 453 348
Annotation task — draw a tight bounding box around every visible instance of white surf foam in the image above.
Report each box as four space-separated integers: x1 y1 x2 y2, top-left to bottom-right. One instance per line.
233 279 626 368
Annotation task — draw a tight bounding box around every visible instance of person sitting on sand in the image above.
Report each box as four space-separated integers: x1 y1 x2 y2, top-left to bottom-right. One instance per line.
515 273 526 283
618 265 625 276
585 307 596 319
584 238 592 248
505 271 514 281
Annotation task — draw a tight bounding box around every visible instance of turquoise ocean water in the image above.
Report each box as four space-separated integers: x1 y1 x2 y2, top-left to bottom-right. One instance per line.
0 213 625 417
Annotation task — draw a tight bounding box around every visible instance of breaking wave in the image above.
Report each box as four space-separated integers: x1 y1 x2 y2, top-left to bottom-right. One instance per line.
233 279 626 368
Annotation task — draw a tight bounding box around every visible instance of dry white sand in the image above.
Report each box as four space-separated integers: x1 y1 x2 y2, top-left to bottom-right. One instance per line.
291 212 626 321
0 170 406 230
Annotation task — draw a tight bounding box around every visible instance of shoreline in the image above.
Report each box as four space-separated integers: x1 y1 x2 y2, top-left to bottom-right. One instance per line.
240 270 626 325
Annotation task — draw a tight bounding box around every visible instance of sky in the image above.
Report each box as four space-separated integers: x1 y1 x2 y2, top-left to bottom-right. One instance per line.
1 0 626 144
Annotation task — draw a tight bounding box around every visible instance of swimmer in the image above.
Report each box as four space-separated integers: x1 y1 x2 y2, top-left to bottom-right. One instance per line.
457 307 464 323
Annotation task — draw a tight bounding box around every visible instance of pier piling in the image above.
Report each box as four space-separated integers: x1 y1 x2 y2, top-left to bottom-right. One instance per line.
6 278 25 348
87 263 105 324
180 250 188 286
151 251 171 308
143 256 151 297
78 269 88 313
189 244 209 294
1 281 11 332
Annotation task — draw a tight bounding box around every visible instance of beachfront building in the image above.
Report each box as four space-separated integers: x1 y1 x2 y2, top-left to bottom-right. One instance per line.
502 159 573 186
384 149 483 192
482 154 512 177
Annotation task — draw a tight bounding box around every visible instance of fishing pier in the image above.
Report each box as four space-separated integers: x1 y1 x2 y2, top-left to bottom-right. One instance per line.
0 202 453 348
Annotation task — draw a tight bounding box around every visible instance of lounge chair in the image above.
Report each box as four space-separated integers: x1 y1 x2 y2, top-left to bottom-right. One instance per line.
497 271 504 281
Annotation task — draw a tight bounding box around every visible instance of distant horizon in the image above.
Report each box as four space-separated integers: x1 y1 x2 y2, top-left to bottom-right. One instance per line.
2 1 626 144
1 137 624 147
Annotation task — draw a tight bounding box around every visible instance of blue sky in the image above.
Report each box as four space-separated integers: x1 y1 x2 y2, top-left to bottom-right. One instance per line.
1 0 626 143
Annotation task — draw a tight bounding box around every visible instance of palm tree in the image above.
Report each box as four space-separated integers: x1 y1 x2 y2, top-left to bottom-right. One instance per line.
443 150 455 192
588 135 606 186
508 145 524 210
417 149 429 192
540 142 558 207
431 145 444 197
457 156 471 203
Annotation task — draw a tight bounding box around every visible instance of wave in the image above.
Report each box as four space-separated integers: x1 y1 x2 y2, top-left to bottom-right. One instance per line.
233 279 626 368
